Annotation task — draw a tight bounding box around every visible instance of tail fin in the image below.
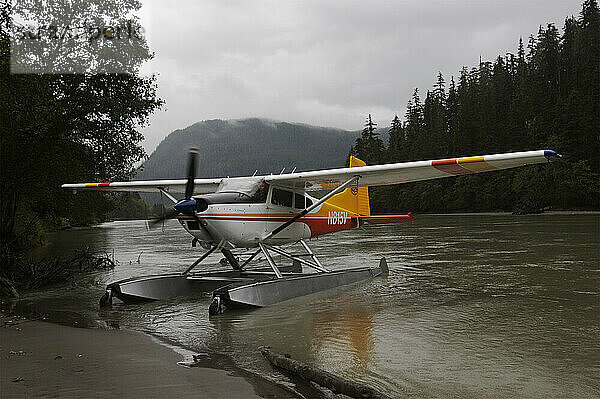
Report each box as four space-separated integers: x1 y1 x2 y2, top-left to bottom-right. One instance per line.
326 155 370 216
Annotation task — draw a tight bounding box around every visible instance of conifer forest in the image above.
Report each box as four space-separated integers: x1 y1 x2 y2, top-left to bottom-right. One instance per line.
352 0 598 213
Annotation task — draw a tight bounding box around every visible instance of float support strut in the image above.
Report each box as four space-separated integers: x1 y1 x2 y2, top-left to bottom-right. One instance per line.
263 244 329 273
221 248 241 270
299 239 328 272
182 245 218 275
239 248 261 270
259 243 283 278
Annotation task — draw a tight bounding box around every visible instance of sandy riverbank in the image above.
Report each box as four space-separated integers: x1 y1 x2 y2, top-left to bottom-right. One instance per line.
0 315 299 399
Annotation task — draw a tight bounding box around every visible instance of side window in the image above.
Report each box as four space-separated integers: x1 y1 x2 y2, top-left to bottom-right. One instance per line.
253 182 269 203
271 188 293 207
306 197 313 207
294 193 305 209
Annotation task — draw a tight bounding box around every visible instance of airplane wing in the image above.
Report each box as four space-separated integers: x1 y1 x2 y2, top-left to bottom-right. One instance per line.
61 178 221 194
264 150 560 191
62 149 559 194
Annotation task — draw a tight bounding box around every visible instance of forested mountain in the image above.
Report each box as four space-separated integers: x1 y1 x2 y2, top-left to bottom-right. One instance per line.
354 0 599 213
137 118 360 179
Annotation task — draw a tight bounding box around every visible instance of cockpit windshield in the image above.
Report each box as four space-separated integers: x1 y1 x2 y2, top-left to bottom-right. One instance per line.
216 177 269 202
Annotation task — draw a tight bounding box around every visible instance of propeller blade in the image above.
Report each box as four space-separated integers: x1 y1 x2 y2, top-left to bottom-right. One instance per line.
148 208 179 228
185 147 198 200
191 213 215 241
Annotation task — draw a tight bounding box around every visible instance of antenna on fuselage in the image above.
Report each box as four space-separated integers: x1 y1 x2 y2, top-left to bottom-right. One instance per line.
291 166 297 173
252 170 257 176
279 167 285 174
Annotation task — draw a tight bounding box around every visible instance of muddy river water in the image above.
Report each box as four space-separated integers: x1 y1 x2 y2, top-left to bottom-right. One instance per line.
12 214 600 398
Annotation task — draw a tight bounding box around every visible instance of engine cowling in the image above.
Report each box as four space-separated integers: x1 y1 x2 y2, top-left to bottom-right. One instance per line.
194 192 256 212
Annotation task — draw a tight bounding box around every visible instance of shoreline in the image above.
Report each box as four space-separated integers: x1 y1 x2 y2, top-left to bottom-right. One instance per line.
0 315 303 399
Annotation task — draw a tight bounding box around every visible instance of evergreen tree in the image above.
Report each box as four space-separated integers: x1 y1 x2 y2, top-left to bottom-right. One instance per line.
427 72 447 157
354 114 385 165
404 89 424 159
446 76 460 156
387 115 405 162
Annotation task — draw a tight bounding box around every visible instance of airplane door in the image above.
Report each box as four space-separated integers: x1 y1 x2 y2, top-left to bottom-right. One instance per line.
266 187 307 241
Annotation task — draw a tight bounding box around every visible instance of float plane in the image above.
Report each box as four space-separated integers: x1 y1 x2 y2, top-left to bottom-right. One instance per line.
63 149 560 314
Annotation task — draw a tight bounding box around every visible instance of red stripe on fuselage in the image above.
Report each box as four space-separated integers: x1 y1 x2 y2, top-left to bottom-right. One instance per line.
179 216 322 222
177 214 357 238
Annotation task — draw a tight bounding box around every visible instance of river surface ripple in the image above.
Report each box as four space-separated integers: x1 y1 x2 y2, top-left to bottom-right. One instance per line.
14 214 600 398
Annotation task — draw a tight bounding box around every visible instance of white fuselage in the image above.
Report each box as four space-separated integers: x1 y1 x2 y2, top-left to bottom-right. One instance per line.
177 202 317 248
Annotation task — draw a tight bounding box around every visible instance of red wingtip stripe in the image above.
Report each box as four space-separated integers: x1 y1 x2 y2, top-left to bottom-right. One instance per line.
98 182 111 187
432 158 457 166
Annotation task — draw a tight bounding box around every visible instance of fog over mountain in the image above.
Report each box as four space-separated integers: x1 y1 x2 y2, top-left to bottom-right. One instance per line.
136 118 377 180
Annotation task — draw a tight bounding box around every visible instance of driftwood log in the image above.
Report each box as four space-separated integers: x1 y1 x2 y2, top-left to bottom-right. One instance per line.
261 346 391 399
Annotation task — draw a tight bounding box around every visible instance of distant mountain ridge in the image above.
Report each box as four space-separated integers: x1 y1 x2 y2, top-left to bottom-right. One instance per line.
137 118 363 180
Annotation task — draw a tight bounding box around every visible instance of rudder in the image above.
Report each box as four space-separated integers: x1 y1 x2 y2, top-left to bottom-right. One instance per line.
326 155 370 216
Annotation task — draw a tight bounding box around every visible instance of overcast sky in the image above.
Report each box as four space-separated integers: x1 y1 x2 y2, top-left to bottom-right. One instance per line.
139 0 581 153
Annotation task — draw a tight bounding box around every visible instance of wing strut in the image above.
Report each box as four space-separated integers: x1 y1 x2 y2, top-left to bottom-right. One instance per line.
157 188 178 204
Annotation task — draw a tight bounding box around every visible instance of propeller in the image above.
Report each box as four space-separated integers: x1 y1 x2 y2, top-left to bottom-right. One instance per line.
148 148 204 229
148 207 179 228
185 147 198 200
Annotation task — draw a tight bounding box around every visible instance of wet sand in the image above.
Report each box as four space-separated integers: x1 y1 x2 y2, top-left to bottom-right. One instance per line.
0 316 299 399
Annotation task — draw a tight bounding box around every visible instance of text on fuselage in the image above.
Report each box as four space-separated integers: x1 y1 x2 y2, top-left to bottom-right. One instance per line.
328 211 349 225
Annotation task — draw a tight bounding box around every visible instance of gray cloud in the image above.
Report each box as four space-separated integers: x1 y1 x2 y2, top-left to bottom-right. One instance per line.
140 0 581 152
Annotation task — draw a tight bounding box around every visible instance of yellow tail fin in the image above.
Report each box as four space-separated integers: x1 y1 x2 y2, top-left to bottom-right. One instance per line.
326 155 371 216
